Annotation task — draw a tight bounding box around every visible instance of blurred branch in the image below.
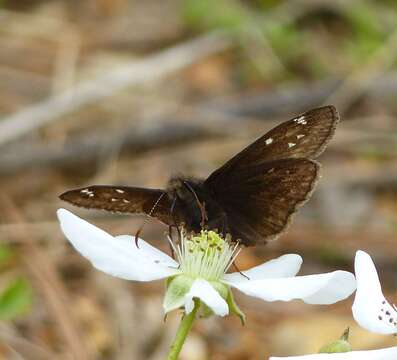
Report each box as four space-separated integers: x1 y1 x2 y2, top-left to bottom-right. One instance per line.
0 123 223 175
206 73 397 119
325 28 397 112
0 32 231 147
0 325 56 360
2 73 397 175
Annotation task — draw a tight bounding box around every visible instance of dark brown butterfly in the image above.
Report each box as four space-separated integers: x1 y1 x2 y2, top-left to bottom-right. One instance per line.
60 105 339 246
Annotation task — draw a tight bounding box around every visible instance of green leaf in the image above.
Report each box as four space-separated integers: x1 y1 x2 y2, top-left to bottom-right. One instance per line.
0 244 14 266
344 4 387 61
0 278 33 320
183 0 250 32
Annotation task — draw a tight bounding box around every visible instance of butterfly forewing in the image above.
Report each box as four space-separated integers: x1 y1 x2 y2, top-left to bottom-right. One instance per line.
204 105 339 245
205 105 338 187
209 158 320 246
59 186 174 225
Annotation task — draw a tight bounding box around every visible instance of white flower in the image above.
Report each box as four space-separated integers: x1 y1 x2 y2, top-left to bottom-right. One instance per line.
269 346 397 360
269 250 397 359
352 250 397 335
57 208 356 318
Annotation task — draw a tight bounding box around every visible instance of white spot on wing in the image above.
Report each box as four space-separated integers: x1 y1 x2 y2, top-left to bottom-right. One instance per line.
116 189 125 194
111 198 118 202
297 134 305 139
122 199 130 203
265 138 273 145
81 189 94 197
288 142 296 148
295 116 307 125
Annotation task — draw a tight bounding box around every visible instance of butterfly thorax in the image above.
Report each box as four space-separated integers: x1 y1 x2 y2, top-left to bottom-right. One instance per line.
166 177 227 234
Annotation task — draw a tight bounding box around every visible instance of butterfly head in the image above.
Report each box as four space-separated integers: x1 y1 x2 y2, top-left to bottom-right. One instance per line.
166 177 185 199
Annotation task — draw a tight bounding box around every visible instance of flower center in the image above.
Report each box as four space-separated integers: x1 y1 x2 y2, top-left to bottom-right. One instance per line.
173 230 240 281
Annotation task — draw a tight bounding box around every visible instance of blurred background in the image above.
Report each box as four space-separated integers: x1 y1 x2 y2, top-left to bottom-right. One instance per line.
0 0 397 359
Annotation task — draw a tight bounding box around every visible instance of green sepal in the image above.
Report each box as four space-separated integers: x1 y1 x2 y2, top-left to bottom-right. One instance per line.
163 275 194 314
319 328 352 354
163 275 237 320
210 281 228 299
319 340 352 354
226 288 246 325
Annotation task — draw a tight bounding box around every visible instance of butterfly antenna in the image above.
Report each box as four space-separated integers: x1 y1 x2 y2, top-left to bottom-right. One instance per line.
182 181 207 228
134 192 166 248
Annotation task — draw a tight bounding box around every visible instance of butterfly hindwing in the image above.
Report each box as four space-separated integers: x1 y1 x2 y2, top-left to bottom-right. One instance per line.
209 158 320 246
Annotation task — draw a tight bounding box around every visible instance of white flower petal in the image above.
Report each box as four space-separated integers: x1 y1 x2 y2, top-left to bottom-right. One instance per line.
352 250 397 334
269 346 397 359
57 208 179 281
223 254 302 283
226 271 355 304
115 235 178 268
184 279 228 316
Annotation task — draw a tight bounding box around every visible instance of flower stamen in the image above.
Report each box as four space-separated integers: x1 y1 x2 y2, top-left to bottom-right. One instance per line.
175 230 241 282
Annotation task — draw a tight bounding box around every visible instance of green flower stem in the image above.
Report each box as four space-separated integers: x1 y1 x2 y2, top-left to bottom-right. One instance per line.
166 301 200 360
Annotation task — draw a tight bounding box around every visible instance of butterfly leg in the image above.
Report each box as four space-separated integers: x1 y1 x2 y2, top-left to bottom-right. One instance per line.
134 227 142 248
167 225 176 259
169 195 181 243
232 261 249 280
220 213 229 239
182 180 207 228
199 201 208 228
